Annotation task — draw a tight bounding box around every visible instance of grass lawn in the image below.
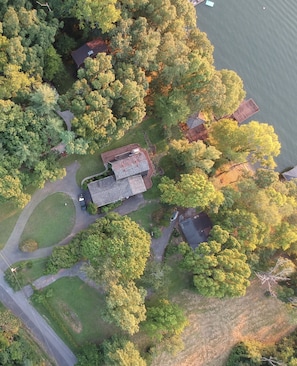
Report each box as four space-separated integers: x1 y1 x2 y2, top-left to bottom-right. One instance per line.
19 258 48 284
128 201 161 232
20 193 75 248
143 176 162 200
32 277 118 348
0 203 22 249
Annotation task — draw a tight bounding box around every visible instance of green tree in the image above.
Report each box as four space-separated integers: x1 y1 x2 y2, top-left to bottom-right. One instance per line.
81 213 151 285
74 0 121 32
103 337 146 366
169 138 221 174
143 299 188 342
158 173 224 210
30 84 58 116
104 281 146 335
213 69 246 118
43 45 64 81
180 226 251 297
2 7 20 38
208 119 281 168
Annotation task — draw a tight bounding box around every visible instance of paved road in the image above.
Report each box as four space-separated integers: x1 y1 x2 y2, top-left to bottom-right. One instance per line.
0 162 150 366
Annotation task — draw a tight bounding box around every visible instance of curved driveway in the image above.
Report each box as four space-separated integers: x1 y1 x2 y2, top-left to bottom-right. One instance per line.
0 161 169 365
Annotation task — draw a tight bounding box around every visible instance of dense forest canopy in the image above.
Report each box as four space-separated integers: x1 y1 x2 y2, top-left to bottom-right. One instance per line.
0 0 247 207
2 0 297 364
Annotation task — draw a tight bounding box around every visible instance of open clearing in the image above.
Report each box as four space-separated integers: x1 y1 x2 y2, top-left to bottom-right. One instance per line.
152 280 297 366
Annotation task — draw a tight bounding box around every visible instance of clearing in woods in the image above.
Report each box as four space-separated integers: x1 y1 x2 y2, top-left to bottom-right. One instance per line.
152 280 297 366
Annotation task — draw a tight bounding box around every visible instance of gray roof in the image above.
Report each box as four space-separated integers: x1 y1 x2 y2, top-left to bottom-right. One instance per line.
111 151 149 180
179 213 212 250
282 166 297 181
88 175 146 207
187 114 205 129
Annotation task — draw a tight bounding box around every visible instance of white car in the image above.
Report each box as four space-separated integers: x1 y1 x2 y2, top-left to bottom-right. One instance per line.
170 211 179 222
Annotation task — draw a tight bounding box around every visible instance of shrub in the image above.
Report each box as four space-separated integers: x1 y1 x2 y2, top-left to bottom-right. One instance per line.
19 239 39 252
152 206 171 227
101 201 122 214
151 227 162 238
87 202 98 215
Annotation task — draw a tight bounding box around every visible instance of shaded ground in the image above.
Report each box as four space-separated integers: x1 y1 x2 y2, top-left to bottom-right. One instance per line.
152 280 296 366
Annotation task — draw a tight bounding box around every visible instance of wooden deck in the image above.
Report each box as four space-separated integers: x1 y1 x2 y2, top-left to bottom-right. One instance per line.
186 124 208 142
232 98 260 124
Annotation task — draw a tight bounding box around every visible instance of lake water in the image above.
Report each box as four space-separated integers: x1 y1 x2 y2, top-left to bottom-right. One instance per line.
196 0 297 171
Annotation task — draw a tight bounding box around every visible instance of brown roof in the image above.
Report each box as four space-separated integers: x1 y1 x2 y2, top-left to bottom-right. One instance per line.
232 98 260 124
185 124 208 142
88 175 147 207
101 144 154 189
71 38 109 68
111 152 149 180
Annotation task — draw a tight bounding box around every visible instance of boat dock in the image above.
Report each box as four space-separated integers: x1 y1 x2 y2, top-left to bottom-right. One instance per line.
190 0 205 6
232 98 260 124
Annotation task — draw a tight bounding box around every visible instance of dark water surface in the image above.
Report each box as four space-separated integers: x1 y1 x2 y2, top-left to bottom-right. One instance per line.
196 0 297 171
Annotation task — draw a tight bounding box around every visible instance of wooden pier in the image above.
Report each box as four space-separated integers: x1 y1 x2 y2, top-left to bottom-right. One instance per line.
232 98 260 124
190 0 205 6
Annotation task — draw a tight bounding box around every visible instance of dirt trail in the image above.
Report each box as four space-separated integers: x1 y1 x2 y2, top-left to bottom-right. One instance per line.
152 280 296 366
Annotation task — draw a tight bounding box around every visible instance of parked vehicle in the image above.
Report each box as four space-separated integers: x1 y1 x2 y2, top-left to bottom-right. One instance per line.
78 194 86 210
170 210 179 222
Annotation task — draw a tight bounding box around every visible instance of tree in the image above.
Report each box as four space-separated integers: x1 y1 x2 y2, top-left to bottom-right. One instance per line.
158 173 224 210
180 226 251 297
255 257 295 297
169 138 221 174
208 119 281 168
143 299 188 342
213 69 246 118
215 208 267 252
154 90 190 126
81 213 151 285
103 337 146 366
73 0 121 32
43 45 64 81
104 281 146 335
30 84 59 116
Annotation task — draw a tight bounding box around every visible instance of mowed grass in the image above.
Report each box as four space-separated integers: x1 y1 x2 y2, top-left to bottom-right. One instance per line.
33 277 118 347
20 193 76 248
128 201 161 232
16 258 48 284
0 202 22 249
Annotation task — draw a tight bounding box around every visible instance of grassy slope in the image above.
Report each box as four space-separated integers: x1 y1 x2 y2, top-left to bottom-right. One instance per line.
152 280 297 366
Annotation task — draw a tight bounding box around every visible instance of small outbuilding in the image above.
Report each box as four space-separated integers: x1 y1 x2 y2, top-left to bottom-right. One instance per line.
179 212 212 250
71 38 109 68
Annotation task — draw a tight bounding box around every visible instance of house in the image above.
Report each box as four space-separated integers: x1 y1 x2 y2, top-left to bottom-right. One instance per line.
179 212 212 250
87 144 154 208
71 38 109 68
